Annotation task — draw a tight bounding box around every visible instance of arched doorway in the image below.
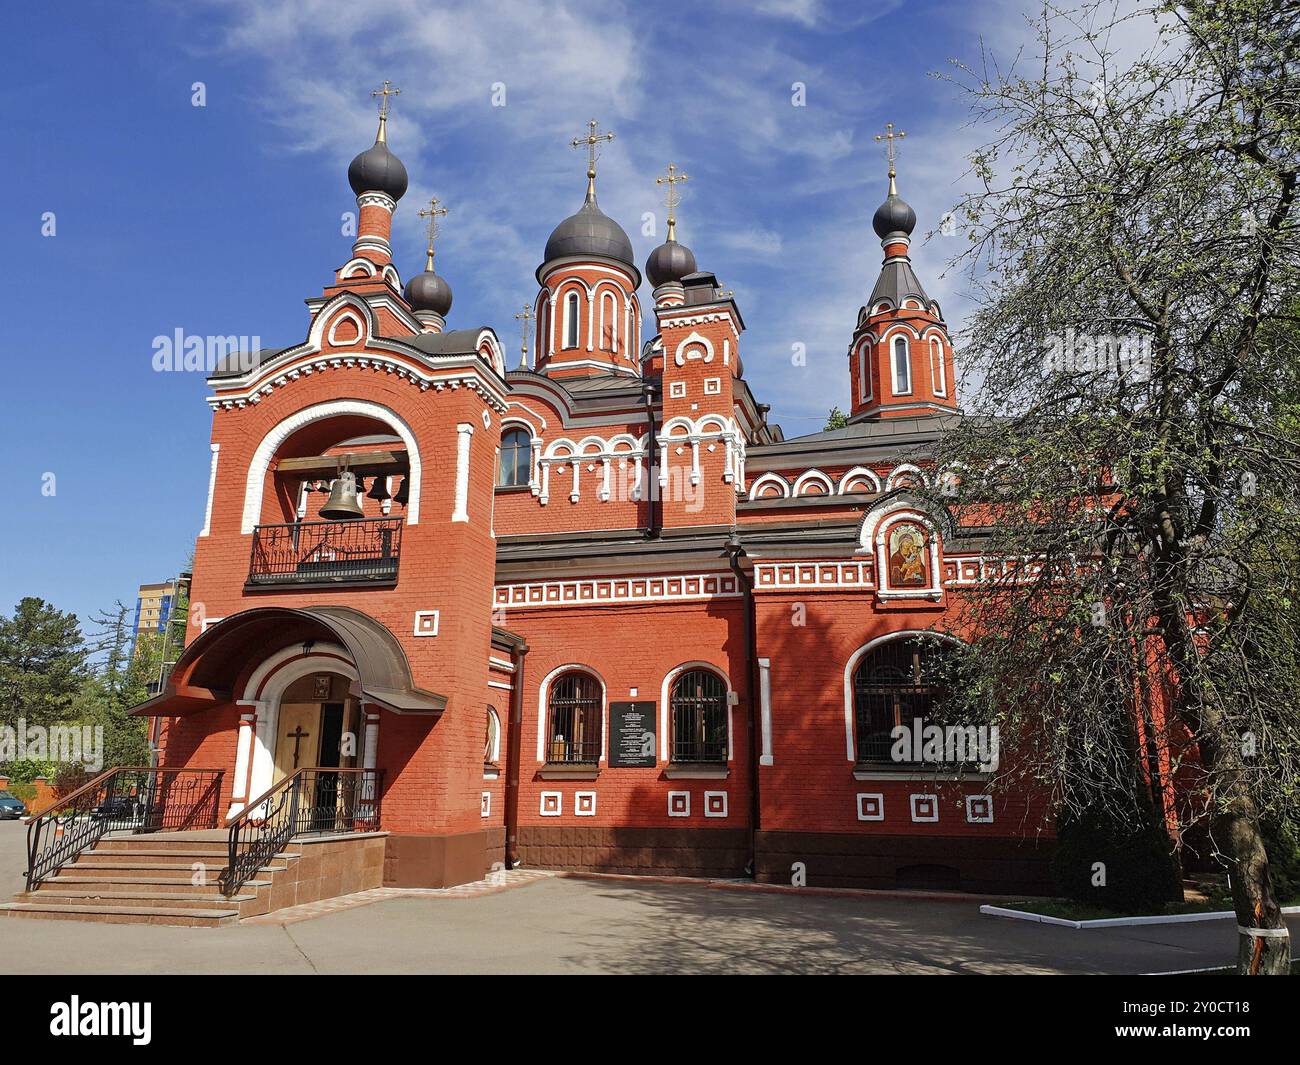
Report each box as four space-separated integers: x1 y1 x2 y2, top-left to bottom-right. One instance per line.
271 669 361 783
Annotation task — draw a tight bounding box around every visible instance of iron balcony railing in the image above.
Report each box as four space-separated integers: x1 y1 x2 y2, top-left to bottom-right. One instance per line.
26 767 224 889
248 518 403 586
220 768 383 897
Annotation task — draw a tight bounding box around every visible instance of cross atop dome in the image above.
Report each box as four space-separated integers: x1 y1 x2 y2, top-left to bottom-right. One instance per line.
370 80 401 144
417 196 448 271
656 163 688 242
874 121 905 196
571 118 615 201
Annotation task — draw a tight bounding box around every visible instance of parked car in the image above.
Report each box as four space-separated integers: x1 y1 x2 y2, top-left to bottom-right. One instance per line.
93 795 142 820
0 791 27 820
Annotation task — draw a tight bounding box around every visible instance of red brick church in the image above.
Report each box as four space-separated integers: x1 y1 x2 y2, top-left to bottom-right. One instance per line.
73 96 1060 910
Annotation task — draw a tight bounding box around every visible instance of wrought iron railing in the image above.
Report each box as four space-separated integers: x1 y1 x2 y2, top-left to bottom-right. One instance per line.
247 518 403 586
26 767 224 889
220 768 383 897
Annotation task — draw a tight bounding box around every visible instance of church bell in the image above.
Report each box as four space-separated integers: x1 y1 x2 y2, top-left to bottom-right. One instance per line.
320 471 364 520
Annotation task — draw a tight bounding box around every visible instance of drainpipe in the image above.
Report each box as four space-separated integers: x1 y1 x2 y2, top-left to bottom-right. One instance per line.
725 531 761 879
504 639 529 868
642 379 660 540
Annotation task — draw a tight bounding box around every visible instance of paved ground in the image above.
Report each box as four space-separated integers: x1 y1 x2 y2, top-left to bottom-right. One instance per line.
0 821 1282 974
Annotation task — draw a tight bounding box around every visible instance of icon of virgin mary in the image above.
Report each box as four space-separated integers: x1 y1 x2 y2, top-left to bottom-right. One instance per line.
888 523 927 587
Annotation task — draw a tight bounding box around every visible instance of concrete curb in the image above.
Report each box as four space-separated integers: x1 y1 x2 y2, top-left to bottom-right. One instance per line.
980 902 1300 929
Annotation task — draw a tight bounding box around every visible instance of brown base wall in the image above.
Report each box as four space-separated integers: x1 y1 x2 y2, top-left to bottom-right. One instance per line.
754 830 1055 895
516 826 749 878
384 829 502 888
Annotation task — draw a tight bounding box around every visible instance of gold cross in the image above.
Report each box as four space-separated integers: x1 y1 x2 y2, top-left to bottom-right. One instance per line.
371 80 401 143
656 162 689 241
874 122 905 194
513 304 533 366
571 118 615 199
417 197 448 270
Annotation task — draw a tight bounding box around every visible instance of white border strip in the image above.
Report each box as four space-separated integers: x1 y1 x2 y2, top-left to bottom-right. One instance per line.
980 902 1300 930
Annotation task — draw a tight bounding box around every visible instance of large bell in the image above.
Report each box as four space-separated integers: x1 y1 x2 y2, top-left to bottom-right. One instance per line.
392 476 410 507
320 471 364 520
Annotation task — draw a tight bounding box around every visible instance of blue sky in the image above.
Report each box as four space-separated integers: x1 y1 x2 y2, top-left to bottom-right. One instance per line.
1 0 1035 629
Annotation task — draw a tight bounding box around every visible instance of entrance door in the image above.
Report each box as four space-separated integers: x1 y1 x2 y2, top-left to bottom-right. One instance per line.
273 703 321 783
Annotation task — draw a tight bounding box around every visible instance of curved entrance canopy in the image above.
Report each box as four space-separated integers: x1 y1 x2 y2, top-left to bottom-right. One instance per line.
132 606 446 717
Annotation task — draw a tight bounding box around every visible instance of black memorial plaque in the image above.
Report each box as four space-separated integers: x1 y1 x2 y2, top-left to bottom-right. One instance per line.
608 701 657 767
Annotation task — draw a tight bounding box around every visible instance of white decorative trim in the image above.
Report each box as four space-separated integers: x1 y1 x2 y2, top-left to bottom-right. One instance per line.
481 791 492 817
838 465 883 494
856 793 885 822
498 573 740 611
485 707 502 764
199 443 220 537
452 422 474 523
757 657 774 766
539 791 562 816
965 794 994 824
747 472 790 500
910 794 940 823
755 561 875 591
240 399 422 533
413 610 440 637
669 381 687 399
673 330 715 366
667 791 691 818
574 791 597 817
703 791 729 818
861 501 944 601
792 469 834 497
884 463 929 492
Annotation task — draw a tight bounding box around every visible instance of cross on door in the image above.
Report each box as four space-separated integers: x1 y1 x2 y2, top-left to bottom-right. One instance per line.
286 724 311 770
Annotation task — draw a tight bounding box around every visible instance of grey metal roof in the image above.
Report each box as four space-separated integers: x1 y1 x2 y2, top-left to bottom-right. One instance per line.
400 329 485 356
403 269 453 315
347 140 408 201
645 239 697 287
867 258 930 309
210 348 285 379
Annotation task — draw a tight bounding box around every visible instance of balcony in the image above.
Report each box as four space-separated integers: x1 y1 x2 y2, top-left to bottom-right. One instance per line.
248 518 403 588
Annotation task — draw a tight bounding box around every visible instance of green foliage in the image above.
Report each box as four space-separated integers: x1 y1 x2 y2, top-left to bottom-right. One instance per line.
0 758 56 783
824 406 849 431
1051 808 1184 913
52 762 91 792
1262 819 1300 903
0 598 89 728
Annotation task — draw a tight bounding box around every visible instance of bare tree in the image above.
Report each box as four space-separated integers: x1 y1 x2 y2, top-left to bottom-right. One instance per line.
937 0 1299 972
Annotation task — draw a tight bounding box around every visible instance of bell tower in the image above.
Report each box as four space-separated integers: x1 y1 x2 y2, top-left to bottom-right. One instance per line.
848 125 957 421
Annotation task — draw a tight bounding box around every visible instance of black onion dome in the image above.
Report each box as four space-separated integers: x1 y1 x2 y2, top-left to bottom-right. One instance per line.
348 140 409 201
404 269 453 316
872 193 916 240
645 239 697 287
543 197 636 269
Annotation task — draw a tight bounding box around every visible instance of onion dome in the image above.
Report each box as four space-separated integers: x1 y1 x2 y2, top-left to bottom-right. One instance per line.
872 192 916 241
645 238 697 288
404 253 453 316
543 194 636 268
348 109 408 201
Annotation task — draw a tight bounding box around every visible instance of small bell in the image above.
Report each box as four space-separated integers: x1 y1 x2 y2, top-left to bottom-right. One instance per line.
320 471 364 520
392 476 410 507
353 474 367 495
366 475 391 502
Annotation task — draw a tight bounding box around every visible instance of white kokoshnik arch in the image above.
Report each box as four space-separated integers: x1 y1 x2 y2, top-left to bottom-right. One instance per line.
240 398 423 533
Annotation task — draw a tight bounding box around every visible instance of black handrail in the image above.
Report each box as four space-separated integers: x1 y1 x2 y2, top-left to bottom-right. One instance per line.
219 767 383 897
25 767 224 889
248 517 403 585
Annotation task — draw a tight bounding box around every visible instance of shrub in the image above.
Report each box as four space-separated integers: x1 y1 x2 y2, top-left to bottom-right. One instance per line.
1051 807 1183 913
1262 819 1300 903
0 759 57 784
52 763 92 792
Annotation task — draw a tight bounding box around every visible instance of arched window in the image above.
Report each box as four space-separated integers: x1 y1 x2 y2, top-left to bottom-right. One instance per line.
546 671 601 763
485 706 501 765
930 336 947 396
670 668 728 763
891 336 912 395
498 428 532 487
564 292 580 349
600 292 618 351
858 340 873 403
852 636 956 765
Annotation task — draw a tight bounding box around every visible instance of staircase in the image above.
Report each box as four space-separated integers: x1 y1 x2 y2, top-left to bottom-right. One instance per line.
0 830 288 927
